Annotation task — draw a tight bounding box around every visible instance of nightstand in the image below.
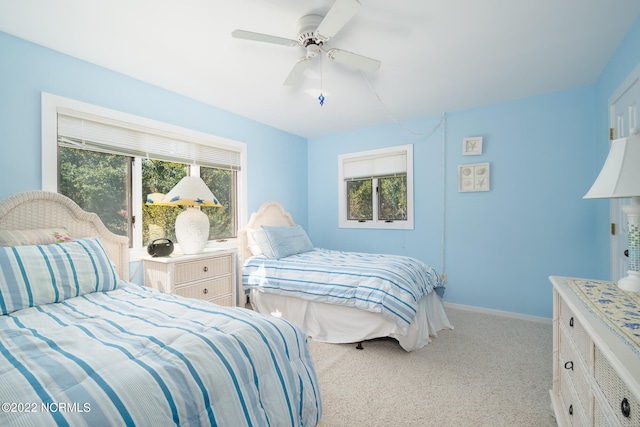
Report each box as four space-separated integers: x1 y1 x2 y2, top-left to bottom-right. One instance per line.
144 249 236 306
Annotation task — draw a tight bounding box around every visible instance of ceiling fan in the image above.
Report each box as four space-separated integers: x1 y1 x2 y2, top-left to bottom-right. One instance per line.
231 0 381 86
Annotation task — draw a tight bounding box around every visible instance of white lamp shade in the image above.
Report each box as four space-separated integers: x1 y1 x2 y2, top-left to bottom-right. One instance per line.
584 135 640 199
160 176 221 207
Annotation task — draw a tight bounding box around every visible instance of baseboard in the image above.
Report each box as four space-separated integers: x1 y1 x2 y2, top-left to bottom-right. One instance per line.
443 302 552 324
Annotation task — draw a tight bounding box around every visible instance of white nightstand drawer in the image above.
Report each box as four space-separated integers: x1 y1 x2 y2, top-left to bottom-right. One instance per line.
595 347 639 426
174 255 232 285
143 249 237 307
209 294 234 306
174 276 232 302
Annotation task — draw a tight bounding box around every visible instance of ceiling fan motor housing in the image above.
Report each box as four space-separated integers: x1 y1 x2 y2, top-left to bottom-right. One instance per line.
297 14 324 47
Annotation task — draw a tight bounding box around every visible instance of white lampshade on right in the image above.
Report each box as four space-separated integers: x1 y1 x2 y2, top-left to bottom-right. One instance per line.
584 134 640 292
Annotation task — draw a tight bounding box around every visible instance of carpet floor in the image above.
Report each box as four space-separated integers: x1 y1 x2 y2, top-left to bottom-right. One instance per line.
309 307 557 427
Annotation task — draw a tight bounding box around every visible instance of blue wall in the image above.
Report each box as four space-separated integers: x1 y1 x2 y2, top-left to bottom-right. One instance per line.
309 88 598 319
0 32 309 228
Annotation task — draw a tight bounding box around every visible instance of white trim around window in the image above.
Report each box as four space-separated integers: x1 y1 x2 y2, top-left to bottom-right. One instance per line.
338 144 414 229
41 92 248 256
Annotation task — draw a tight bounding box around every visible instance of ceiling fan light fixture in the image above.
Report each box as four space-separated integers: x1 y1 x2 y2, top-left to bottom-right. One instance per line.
306 44 321 58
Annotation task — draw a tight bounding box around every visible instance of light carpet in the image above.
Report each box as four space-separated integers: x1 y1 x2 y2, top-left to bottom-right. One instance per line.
308 307 557 427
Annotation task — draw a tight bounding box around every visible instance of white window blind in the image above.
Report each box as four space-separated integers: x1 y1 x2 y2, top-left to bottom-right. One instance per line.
342 151 407 179
57 109 241 170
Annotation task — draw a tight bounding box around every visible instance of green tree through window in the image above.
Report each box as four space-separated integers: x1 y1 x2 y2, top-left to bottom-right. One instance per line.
60 150 237 247
59 146 130 237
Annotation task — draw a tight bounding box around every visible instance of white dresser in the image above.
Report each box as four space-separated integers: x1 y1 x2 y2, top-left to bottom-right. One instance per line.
144 249 236 307
550 276 640 426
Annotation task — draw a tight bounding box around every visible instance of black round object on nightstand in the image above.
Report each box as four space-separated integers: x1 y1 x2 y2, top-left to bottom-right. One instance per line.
147 238 174 257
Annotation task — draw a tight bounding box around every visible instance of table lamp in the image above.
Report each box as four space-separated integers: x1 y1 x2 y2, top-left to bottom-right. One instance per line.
155 176 222 255
584 133 640 292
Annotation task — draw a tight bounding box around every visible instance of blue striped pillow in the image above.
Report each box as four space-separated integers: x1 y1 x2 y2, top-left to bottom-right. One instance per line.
0 238 120 315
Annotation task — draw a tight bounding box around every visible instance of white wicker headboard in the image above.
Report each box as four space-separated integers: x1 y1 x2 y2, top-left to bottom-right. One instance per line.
0 191 130 279
237 201 295 266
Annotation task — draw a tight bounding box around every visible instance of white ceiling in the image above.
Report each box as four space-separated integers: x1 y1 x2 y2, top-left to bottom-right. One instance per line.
1 0 639 138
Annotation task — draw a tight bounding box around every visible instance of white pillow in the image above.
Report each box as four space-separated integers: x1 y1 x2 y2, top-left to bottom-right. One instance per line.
246 228 274 258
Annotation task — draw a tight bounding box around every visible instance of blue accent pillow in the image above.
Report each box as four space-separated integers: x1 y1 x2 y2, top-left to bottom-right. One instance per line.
0 238 120 315
261 225 314 259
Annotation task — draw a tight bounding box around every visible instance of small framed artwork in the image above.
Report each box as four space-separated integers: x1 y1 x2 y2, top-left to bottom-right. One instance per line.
462 137 483 155
458 163 490 192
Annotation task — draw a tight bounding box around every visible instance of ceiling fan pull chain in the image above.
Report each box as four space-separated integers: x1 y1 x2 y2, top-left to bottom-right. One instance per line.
319 55 325 106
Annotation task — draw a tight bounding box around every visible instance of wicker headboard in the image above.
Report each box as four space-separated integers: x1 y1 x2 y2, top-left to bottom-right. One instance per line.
0 191 130 279
237 201 295 266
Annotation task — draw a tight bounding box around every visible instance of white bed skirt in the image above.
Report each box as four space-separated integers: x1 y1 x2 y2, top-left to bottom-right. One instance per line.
249 289 453 351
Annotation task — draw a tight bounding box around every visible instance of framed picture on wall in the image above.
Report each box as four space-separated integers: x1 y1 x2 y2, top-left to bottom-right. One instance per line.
458 162 490 192
462 137 483 155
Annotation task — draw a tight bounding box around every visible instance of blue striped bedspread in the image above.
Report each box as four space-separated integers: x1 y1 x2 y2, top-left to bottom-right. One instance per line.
243 249 444 331
0 282 321 427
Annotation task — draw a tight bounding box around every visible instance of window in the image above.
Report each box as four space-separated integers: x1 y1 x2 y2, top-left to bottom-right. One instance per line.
42 93 247 253
338 144 413 229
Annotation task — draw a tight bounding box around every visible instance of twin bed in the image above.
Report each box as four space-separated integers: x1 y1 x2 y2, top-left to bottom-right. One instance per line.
0 191 320 426
239 201 452 352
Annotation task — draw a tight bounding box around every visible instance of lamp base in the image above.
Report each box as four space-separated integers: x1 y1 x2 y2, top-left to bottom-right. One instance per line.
617 271 640 293
175 207 209 255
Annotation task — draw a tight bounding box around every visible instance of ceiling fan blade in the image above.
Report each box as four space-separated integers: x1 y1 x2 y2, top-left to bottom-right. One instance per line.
327 49 381 73
316 0 361 40
283 57 312 86
231 29 298 47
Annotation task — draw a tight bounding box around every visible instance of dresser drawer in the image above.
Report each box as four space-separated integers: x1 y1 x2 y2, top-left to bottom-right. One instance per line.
174 276 233 302
594 398 616 427
559 297 592 366
559 370 589 427
174 255 232 285
594 347 640 426
559 327 592 424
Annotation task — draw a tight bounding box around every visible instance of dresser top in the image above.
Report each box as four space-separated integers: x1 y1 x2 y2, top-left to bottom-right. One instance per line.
558 277 640 356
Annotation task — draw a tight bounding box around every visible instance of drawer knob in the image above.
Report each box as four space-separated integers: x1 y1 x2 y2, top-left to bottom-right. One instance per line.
568 404 573 416
203 288 209 295
564 361 573 371
569 317 574 327
203 266 209 272
621 398 631 418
